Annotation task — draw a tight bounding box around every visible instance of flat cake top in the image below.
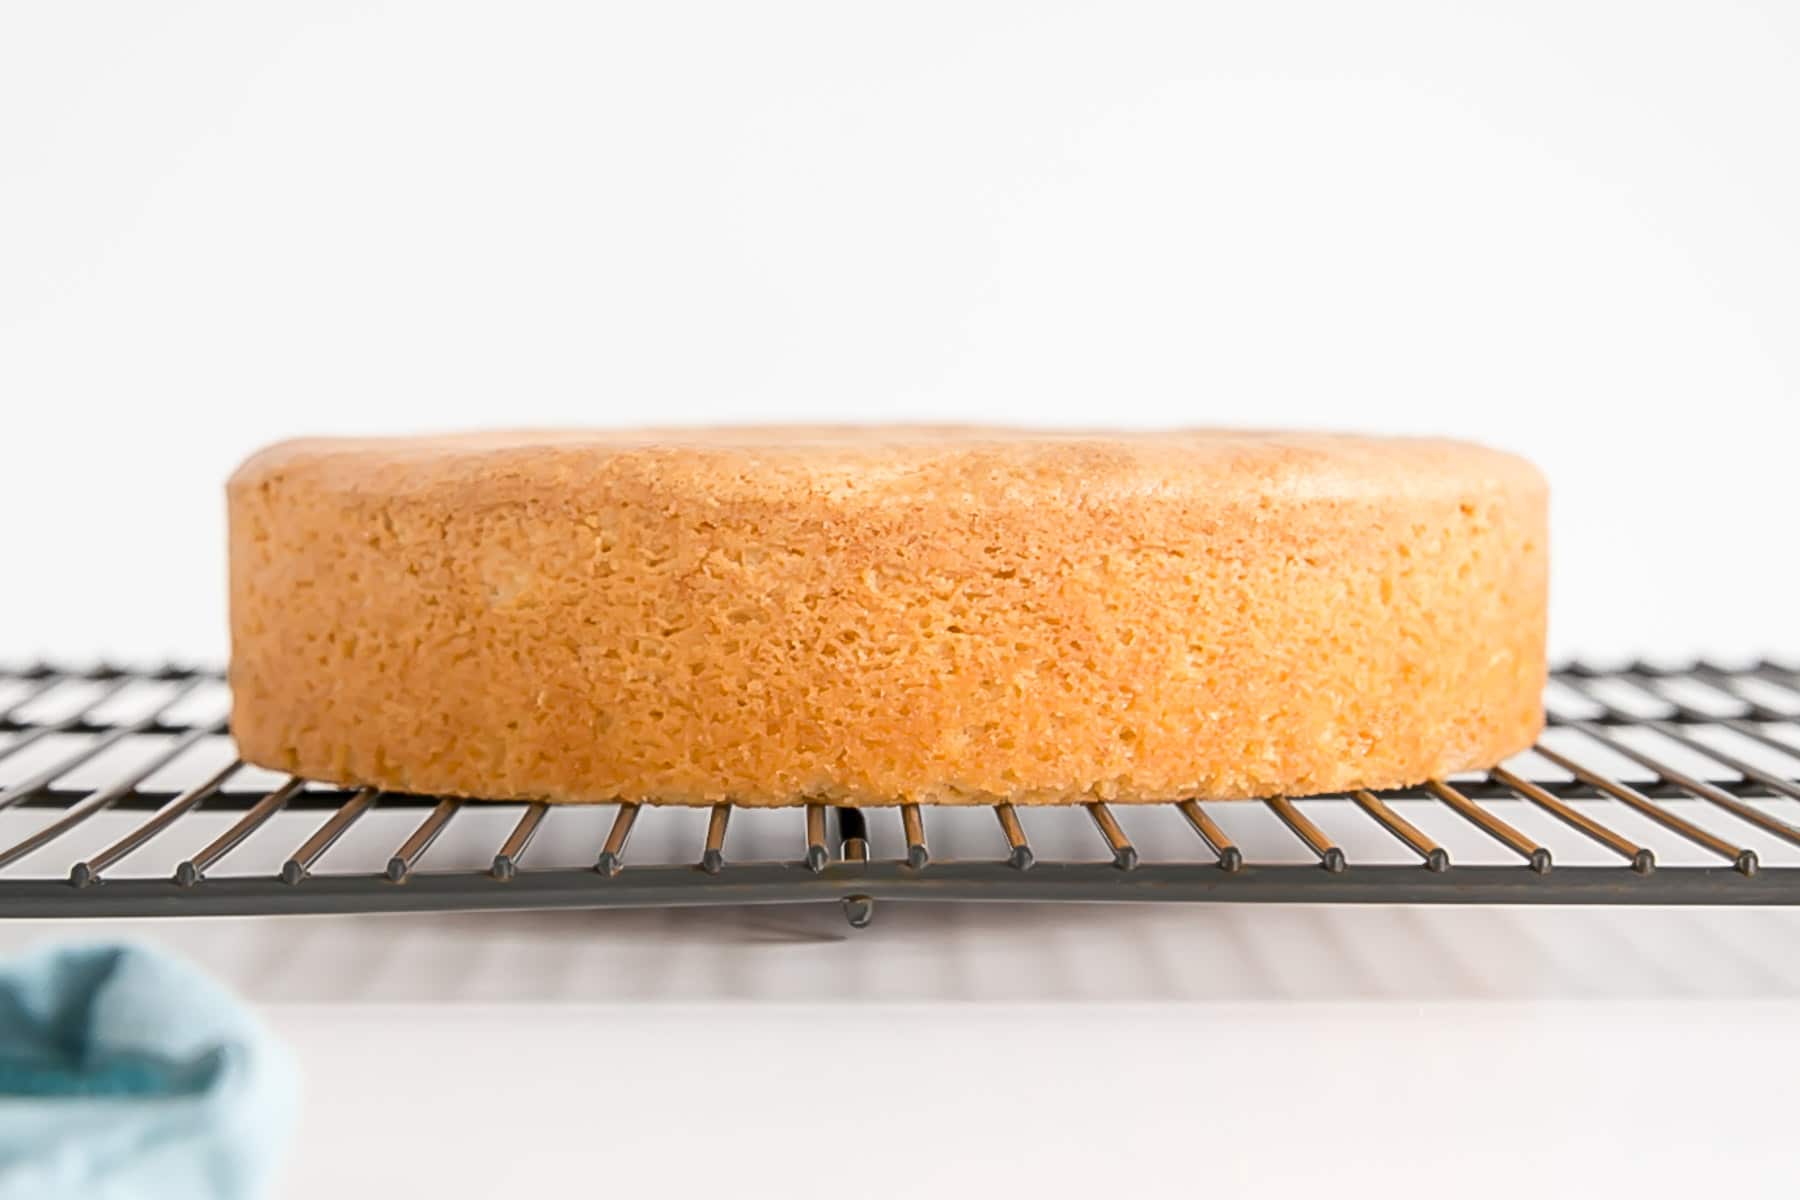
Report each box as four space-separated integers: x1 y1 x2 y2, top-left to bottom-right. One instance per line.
231 426 1544 506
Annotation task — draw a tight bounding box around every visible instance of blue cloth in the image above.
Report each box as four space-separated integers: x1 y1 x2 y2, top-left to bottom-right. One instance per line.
0 943 297 1200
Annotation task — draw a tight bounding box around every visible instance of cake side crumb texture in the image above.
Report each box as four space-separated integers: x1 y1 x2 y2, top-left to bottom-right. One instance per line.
228 427 1548 805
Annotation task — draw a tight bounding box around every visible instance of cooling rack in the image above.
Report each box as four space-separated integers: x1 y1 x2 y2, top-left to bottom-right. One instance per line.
3 661 1800 926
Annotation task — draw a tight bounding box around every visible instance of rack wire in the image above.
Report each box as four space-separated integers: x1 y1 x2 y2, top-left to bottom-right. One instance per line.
3 661 1800 926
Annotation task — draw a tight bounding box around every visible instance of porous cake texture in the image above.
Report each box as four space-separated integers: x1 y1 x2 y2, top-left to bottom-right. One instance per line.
228 428 1547 806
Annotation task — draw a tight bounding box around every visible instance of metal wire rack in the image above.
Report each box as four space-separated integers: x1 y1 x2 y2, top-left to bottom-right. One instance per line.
3 661 1800 926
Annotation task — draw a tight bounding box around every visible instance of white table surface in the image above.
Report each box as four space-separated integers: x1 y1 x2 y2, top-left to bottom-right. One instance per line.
6 901 1799 1198
7 678 1799 1194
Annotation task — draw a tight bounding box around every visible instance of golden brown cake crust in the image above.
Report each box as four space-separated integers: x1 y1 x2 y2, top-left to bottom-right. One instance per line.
227 427 1548 806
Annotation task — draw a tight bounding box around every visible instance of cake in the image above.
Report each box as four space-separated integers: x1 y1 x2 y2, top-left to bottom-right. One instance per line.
227 428 1547 806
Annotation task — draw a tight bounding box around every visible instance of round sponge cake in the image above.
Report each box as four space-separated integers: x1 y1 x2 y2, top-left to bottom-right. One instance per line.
227 427 1547 806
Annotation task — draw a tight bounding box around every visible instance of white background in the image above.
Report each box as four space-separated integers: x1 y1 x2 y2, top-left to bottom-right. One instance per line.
3 0 1799 663
4 3 1800 1198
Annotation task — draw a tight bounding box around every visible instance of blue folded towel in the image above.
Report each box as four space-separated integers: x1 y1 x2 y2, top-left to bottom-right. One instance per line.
0 942 297 1200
